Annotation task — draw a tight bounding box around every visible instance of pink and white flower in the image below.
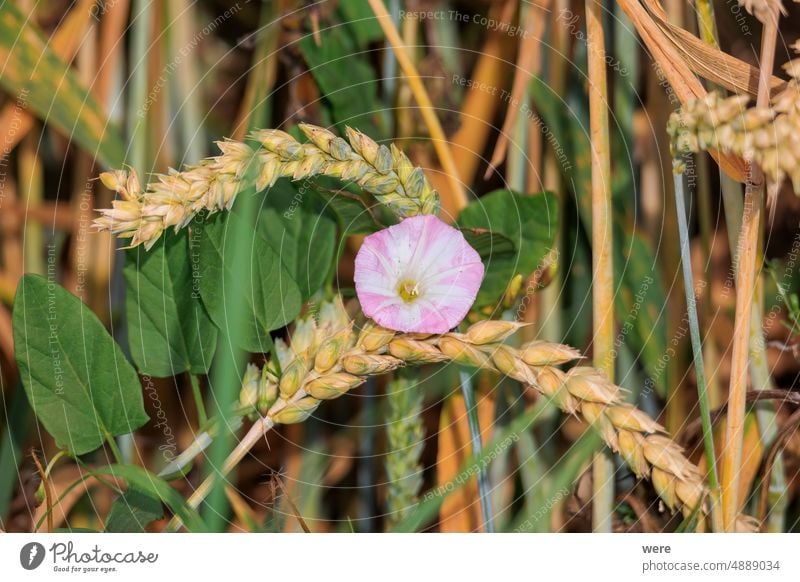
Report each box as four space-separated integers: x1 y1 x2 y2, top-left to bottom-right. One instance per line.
354 215 484 334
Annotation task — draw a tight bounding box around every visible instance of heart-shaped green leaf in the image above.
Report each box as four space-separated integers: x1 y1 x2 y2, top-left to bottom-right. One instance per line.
458 190 558 307
258 182 336 300
13 275 148 455
198 212 302 353
124 229 218 377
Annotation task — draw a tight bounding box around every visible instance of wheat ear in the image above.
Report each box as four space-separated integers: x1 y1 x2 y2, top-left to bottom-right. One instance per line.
93 124 440 249
668 45 800 206
384 376 425 527
737 0 785 25
166 299 707 527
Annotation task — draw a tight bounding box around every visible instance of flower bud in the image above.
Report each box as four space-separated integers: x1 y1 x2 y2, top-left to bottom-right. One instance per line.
305 373 364 400
279 357 307 399
270 397 320 424
519 341 582 366
502 274 524 308
464 320 526 345
342 354 403 375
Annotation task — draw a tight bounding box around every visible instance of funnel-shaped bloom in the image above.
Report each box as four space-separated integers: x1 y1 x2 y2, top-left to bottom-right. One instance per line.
355 215 484 333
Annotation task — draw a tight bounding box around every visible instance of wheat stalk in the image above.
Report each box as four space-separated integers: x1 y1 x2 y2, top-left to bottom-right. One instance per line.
93 124 440 249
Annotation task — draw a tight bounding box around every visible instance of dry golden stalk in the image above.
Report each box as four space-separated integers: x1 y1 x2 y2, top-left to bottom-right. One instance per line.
94 124 440 249
366 0 467 211
227 301 709 523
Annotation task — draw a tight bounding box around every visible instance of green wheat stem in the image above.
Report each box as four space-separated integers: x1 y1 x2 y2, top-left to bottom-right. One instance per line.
459 368 494 532
672 161 720 530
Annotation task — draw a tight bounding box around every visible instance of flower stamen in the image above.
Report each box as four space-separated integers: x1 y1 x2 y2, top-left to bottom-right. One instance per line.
397 279 421 303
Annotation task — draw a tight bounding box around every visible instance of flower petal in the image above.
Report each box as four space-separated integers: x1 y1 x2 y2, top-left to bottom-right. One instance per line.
355 215 484 333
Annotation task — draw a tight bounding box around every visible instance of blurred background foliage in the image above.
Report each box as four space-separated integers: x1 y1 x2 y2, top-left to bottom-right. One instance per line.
0 0 799 533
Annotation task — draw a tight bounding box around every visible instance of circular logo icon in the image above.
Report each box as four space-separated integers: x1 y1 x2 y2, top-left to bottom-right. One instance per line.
20 542 46 570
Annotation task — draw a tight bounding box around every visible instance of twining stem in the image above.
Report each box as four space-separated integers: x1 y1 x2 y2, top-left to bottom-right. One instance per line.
458 369 495 532
672 162 721 532
367 0 468 211
720 16 777 532
585 0 615 533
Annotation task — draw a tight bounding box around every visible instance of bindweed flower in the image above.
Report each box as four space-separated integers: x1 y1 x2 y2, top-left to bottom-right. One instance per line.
354 215 484 334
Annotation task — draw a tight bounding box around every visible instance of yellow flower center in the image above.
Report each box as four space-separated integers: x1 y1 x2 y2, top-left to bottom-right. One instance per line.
397 279 421 303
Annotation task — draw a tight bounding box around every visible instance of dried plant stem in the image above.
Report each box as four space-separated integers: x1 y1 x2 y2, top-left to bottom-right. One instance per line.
367 0 468 211
586 0 615 533
673 162 722 532
720 17 777 532
693 0 785 530
166 416 274 532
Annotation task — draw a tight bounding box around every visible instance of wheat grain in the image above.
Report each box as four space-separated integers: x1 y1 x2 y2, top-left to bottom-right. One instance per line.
94 124 440 249
234 299 713 523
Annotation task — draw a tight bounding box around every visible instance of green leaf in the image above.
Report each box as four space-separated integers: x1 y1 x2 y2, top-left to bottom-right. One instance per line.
0 3 126 168
459 227 517 259
337 2 384 48
258 182 336 299
12 275 149 455
313 182 382 234
124 230 218 377
198 212 302 353
0 382 31 528
92 465 207 532
299 23 386 137
105 487 164 533
458 190 558 307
